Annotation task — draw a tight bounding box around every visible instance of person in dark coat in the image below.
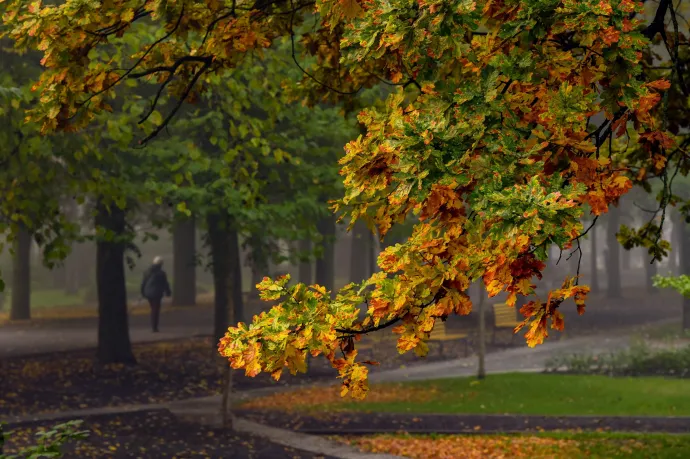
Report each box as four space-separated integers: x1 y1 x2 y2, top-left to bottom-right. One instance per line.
141 256 172 332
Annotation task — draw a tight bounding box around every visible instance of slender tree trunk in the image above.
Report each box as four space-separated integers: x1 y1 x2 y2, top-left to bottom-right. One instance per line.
207 213 231 343
477 282 486 380
349 221 370 283
229 227 244 325
207 213 236 428
681 217 690 330
62 199 80 295
672 210 683 276
368 230 378 275
589 223 599 294
172 216 197 307
298 238 312 284
10 223 31 321
606 206 621 298
316 214 336 293
250 264 263 299
95 201 136 365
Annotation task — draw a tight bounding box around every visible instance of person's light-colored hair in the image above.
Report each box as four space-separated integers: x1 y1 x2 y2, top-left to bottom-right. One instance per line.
153 256 163 265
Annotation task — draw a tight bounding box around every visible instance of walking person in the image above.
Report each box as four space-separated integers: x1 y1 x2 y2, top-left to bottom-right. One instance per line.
141 256 172 332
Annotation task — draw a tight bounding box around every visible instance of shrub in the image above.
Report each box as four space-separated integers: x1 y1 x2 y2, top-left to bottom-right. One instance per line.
545 342 690 378
0 420 88 458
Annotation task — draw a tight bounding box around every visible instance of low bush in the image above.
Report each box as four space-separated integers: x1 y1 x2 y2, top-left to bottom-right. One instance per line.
545 342 690 377
1 420 88 458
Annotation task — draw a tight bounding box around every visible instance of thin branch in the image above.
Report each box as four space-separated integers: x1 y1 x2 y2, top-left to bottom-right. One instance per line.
78 6 186 109
335 290 444 335
288 0 362 96
137 60 211 145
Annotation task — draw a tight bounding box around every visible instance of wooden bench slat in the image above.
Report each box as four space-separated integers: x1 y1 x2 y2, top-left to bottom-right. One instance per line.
492 303 521 328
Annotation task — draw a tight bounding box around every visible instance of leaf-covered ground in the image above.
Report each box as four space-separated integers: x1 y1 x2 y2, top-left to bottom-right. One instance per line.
0 337 337 417
0 330 487 418
2 409 335 458
336 432 690 459
239 373 690 417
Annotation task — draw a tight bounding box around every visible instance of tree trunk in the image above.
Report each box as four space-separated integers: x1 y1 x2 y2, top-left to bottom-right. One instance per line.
95 201 136 365
606 206 621 298
316 214 336 293
207 213 240 342
208 213 237 428
172 216 197 307
368 230 378 275
349 220 370 284
672 210 683 276
681 216 690 330
10 224 31 321
477 282 486 380
229 227 244 325
589 223 599 294
298 238 312 285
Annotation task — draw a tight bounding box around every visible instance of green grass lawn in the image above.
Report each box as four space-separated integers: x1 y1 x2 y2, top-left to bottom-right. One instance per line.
341 432 690 459
3 288 88 310
258 373 690 416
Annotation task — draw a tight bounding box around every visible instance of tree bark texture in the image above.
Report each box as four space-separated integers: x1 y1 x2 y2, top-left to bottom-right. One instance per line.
316 214 336 293
298 238 313 285
349 220 370 284
681 215 690 330
95 201 136 365
606 206 621 298
589 223 599 294
172 216 197 307
10 223 31 321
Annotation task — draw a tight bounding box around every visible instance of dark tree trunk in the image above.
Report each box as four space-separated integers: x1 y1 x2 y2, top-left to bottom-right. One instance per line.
316 214 336 293
368 230 378 275
589 223 599 294
250 264 262 300
606 206 621 298
95 201 136 365
62 200 80 295
172 216 197 307
681 216 690 330
349 220 370 284
298 238 312 285
229 227 244 325
10 224 31 321
207 213 239 342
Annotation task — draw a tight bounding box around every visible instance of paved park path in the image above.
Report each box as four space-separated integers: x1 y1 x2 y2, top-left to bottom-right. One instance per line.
0 306 214 358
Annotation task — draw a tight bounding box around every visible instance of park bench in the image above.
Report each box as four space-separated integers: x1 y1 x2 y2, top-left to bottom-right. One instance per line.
429 321 469 357
492 302 521 345
355 321 469 357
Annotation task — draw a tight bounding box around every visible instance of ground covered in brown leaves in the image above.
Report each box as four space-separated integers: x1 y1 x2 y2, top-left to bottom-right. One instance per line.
336 433 690 458
0 337 335 417
0 332 481 418
3 409 335 458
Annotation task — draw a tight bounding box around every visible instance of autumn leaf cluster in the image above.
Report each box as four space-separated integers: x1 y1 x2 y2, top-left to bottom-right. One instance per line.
0 0 678 398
